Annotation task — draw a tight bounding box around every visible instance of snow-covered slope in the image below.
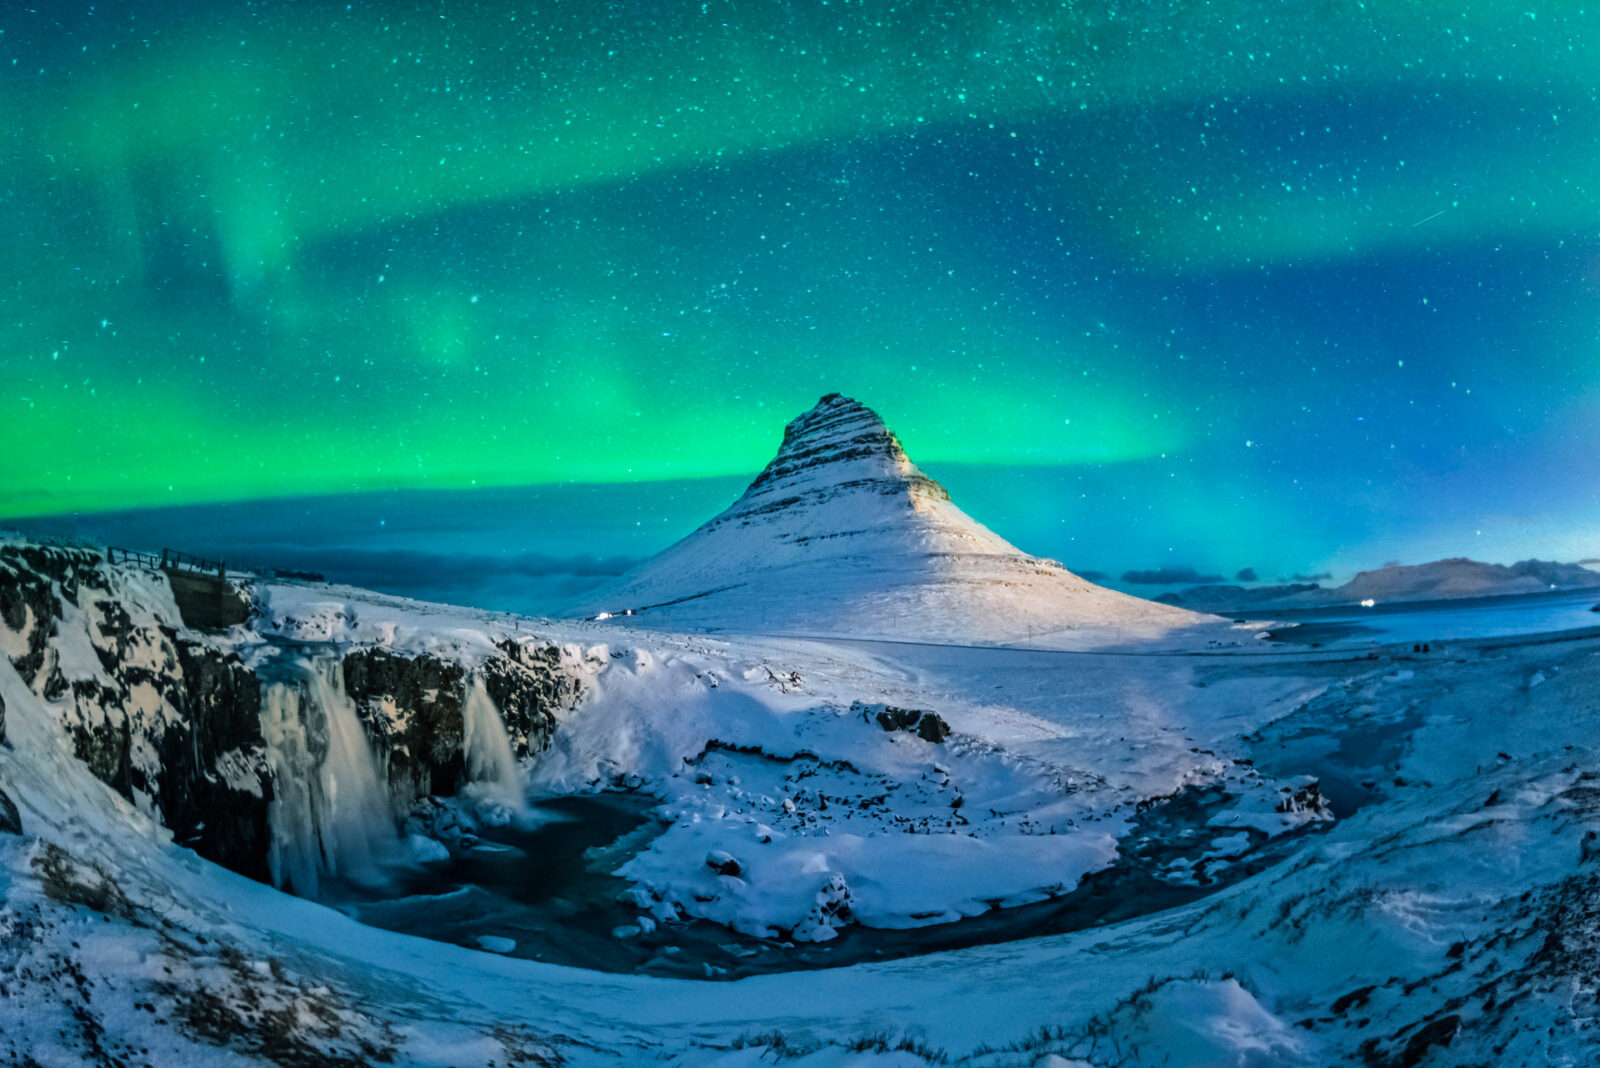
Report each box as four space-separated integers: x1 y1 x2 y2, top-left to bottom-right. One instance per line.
11 538 1600 1064
9 554 1600 1063
569 394 1207 647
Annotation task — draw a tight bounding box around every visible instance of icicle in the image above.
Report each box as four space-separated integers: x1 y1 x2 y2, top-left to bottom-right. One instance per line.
460 672 526 816
258 655 397 897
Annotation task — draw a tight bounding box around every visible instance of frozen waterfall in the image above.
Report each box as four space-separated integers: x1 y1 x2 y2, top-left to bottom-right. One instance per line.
460 672 526 816
259 657 397 898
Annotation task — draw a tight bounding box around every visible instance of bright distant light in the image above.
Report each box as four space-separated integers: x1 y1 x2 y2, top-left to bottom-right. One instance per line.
594 611 613 620
1360 598 1376 608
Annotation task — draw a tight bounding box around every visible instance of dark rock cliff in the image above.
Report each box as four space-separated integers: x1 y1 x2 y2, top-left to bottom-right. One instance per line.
343 647 470 803
1 542 588 890
483 638 582 756
0 544 101 691
343 639 582 807
1 545 276 881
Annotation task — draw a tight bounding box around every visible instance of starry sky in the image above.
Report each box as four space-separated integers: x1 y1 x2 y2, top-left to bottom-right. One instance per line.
4 1 1598 608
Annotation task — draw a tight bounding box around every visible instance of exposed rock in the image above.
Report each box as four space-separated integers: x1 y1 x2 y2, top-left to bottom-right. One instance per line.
0 547 273 882
0 544 102 685
1397 1013 1461 1068
0 787 20 834
792 872 854 941
342 647 469 803
165 570 252 631
483 638 582 757
343 640 583 807
705 849 742 877
859 702 951 743
1275 777 1332 819
740 391 952 506
163 640 272 880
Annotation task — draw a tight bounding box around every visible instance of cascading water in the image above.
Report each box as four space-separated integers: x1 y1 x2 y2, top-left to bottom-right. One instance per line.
259 656 398 897
460 672 526 816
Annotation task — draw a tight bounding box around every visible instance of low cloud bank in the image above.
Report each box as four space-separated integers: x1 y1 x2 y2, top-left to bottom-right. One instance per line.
1122 566 1225 585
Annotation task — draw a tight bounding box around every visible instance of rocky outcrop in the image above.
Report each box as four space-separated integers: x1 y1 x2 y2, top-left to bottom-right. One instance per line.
165 570 252 631
739 392 952 510
856 702 951 743
2 541 589 892
0 544 103 688
164 642 272 879
0 787 19 834
482 638 582 754
342 640 582 808
342 647 470 803
0 544 274 881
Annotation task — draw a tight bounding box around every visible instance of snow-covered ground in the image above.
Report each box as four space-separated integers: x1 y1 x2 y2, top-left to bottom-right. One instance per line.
239 579 1325 947
8 546 1600 1064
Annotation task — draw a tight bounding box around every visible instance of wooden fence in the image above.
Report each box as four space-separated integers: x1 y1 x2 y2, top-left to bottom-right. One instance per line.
106 547 228 578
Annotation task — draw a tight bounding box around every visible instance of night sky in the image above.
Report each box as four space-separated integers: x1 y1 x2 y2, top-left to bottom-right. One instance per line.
4 1 1598 608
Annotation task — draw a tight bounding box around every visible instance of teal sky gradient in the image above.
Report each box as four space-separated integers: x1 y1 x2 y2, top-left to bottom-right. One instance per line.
3 0 1598 595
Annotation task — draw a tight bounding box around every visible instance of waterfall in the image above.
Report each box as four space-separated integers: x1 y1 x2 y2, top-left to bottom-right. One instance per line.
460 673 526 816
259 681 322 897
259 656 397 897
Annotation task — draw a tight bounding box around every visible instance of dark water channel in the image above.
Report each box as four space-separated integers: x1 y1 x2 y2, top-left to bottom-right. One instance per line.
331 787 1330 980
1249 700 1425 817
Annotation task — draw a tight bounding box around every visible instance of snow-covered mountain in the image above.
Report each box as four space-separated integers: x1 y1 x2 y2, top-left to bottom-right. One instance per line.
1160 556 1600 612
569 393 1204 646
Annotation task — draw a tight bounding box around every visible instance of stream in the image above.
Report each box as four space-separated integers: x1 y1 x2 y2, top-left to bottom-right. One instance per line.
328 785 1330 980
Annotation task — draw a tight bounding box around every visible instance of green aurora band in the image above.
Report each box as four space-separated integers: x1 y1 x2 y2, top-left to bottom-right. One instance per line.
2 0 1598 584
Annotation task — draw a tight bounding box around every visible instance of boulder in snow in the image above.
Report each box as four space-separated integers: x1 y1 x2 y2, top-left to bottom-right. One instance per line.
705 849 743 877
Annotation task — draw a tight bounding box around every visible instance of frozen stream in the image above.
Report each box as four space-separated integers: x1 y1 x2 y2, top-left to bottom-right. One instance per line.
1262 587 1600 647
329 786 1330 980
317 595 1596 978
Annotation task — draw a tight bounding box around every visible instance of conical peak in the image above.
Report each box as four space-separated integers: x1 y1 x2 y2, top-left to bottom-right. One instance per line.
673 390 978 551
747 393 922 494
569 393 1202 643
781 394 899 456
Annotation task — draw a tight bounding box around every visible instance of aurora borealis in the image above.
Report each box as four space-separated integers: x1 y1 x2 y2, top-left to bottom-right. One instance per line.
4 1 1599 602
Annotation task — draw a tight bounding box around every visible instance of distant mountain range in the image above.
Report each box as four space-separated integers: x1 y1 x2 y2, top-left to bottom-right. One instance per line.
566 393 1204 646
1156 557 1600 613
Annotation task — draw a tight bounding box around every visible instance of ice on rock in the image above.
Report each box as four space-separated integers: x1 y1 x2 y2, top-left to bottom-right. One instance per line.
792 873 855 942
473 935 516 954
